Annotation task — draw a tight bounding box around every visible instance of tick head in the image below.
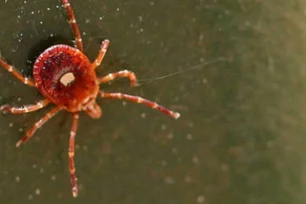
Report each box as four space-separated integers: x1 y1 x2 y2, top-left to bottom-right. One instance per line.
82 97 102 119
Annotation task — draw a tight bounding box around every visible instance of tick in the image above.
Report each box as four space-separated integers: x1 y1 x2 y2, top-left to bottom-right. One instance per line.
0 0 180 198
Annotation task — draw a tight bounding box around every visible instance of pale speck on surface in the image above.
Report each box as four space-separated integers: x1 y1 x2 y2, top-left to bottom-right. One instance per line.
167 133 173 139
51 175 56 181
164 176 175 184
221 163 229 171
32 164 37 169
197 195 205 203
18 128 23 132
172 147 178 154
187 122 194 128
266 140 274 147
141 112 146 118
161 124 167 130
116 7 120 11
160 160 167 166
35 189 40 195
39 168 44 174
122 101 127 106
186 134 192 140
9 123 13 127
202 78 207 84
15 176 20 182
28 194 33 200
192 156 199 164
199 33 204 42
184 175 192 183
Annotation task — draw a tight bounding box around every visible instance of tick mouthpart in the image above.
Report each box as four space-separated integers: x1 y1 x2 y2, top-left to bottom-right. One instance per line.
82 99 102 119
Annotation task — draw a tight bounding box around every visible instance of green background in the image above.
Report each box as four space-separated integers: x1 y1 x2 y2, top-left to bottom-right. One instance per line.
1 0 306 203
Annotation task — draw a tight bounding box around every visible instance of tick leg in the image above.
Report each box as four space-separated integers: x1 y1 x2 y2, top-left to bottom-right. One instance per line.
0 99 50 114
61 0 83 52
16 107 62 147
98 70 138 86
0 56 35 87
92 39 110 69
99 91 180 119
68 113 79 198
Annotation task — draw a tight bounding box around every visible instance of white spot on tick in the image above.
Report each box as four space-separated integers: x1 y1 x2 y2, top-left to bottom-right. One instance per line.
60 72 75 86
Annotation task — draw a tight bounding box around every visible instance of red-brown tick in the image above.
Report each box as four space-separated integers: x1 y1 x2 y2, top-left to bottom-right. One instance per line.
0 0 180 198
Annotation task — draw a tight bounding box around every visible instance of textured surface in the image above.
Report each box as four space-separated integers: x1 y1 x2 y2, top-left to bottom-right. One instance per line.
1 0 306 204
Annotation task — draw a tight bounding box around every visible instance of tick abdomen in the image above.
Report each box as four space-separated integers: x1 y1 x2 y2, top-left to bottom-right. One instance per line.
33 44 99 111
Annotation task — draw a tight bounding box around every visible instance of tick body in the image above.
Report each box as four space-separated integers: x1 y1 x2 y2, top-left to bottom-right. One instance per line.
33 45 101 117
0 0 180 197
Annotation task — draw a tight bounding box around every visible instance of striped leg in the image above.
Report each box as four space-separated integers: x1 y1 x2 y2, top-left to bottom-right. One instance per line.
15 107 62 147
0 99 49 114
98 70 138 86
0 56 35 87
61 0 83 51
68 113 79 198
92 40 110 69
99 91 180 119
